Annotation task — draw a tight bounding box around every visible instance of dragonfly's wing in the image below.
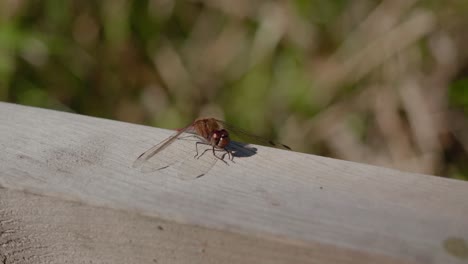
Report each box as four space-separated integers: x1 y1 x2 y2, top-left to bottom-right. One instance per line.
132 128 187 169
215 119 291 150
133 129 218 180
177 139 220 180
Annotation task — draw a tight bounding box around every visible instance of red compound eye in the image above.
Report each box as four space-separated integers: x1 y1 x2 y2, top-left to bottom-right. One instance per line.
212 129 230 148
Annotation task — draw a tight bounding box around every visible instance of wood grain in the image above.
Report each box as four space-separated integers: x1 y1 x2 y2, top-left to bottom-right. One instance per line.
0 102 467 263
0 187 413 264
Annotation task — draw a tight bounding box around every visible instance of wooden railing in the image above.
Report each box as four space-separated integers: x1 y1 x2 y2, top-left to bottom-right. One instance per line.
1 102 467 263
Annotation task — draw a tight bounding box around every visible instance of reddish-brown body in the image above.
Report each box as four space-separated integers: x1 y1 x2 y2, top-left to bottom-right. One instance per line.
193 118 230 149
133 117 290 175
193 118 219 138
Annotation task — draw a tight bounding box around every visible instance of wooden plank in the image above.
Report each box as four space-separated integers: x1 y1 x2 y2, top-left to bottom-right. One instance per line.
0 102 467 263
0 187 409 264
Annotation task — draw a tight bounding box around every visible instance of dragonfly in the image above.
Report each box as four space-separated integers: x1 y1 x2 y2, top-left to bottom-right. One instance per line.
133 118 290 179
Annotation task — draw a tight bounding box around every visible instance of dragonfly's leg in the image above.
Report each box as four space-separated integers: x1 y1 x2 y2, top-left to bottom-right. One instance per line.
221 149 234 163
193 142 205 158
194 141 200 158
217 148 234 163
197 147 212 159
195 141 210 158
212 146 228 165
198 147 227 163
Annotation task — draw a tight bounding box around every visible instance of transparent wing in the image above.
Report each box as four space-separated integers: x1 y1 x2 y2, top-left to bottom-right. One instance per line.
177 138 220 180
133 128 218 180
133 128 188 169
214 119 291 150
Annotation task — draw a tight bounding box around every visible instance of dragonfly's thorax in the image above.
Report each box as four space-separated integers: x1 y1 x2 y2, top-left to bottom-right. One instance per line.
210 129 230 148
195 118 220 139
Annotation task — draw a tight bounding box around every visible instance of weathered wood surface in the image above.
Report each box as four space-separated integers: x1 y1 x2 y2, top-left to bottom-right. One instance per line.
0 102 467 263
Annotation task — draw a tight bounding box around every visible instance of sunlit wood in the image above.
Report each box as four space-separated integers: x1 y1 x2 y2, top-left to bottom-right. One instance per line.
1 102 467 264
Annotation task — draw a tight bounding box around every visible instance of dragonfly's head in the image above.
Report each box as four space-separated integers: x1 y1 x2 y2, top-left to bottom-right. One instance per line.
211 129 230 148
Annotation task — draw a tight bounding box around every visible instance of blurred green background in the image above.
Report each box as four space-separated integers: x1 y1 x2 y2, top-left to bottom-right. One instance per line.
1 0 467 179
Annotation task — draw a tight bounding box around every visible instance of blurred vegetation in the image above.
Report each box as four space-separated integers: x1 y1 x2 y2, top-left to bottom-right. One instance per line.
1 0 468 179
